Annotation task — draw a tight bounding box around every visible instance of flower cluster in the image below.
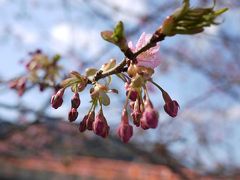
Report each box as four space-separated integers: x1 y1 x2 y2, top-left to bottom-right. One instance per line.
9 0 227 144
50 32 179 143
9 50 62 96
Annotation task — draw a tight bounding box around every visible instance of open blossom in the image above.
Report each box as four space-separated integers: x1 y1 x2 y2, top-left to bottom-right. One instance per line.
128 32 160 69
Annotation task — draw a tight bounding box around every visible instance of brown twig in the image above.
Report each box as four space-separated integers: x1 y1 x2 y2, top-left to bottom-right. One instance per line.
91 32 166 83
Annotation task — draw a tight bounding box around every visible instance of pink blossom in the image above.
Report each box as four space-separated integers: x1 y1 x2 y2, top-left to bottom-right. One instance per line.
128 32 160 69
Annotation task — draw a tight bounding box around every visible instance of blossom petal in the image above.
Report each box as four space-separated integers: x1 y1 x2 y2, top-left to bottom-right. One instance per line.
128 32 161 69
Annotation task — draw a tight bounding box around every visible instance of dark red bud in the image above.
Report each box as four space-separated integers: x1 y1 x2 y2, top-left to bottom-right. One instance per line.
164 100 179 117
125 83 138 101
51 88 65 109
79 115 88 132
121 109 128 123
126 90 138 101
71 93 81 108
51 95 63 109
86 111 95 130
68 108 78 122
162 90 172 103
117 122 133 143
93 110 109 138
56 88 65 97
140 100 159 129
140 120 150 130
118 109 133 143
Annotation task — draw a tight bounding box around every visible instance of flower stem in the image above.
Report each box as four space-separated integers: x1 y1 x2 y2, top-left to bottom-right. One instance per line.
149 79 165 93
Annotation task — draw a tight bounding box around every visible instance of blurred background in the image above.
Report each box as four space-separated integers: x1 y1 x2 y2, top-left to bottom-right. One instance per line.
0 0 240 179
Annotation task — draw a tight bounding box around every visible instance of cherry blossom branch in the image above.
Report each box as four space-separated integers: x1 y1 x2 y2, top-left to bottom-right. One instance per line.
92 32 166 83
93 58 127 82
9 0 228 143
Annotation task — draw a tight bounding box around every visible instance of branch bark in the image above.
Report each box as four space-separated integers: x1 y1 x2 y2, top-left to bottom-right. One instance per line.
91 32 166 83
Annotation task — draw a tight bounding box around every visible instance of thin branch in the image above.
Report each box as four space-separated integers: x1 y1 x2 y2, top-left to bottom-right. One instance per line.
92 32 166 83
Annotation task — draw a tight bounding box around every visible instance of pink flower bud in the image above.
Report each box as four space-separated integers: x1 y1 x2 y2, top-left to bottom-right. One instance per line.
140 100 159 129
164 100 179 117
126 90 138 101
117 109 133 143
93 110 109 138
162 90 179 117
51 88 64 109
140 120 150 130
68 108 78 122
71 93 81 108
56 88 65 97
125 83 138 101
121 109 128 123
51 95 63 109
79 115 87 132
86 111 95 130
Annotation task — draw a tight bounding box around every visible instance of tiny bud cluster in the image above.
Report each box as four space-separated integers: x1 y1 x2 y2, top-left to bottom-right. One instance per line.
9 50 62 96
